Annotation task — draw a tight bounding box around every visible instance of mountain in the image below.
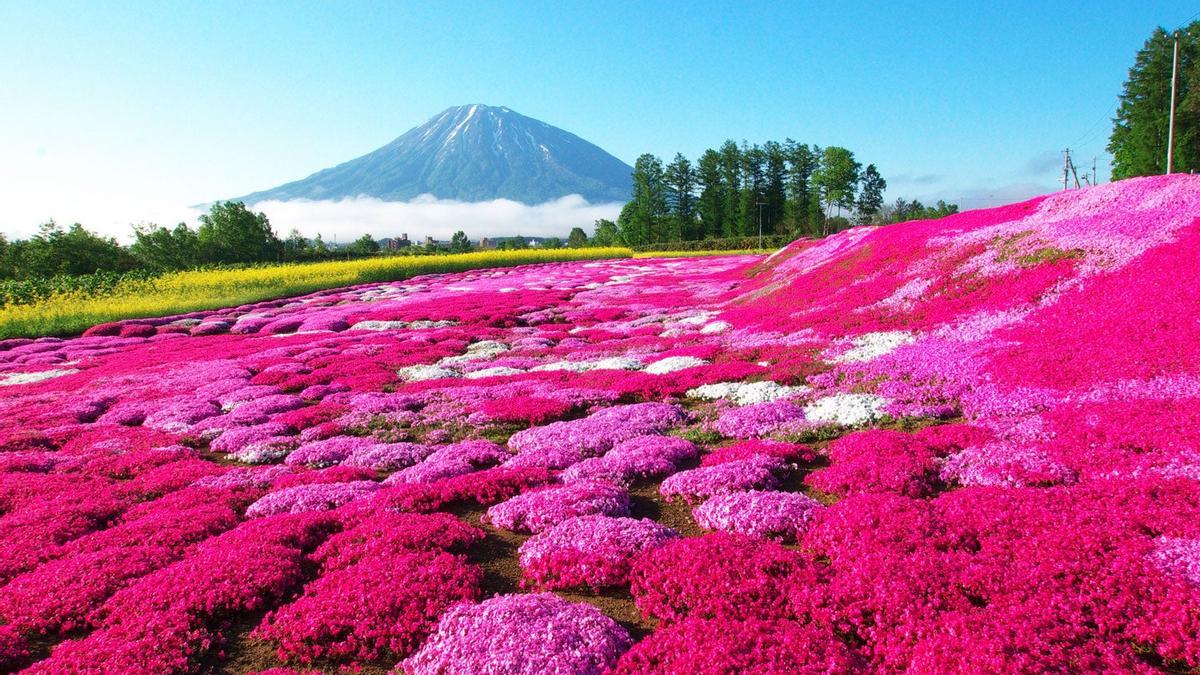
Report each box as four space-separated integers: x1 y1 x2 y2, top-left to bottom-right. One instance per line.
234 105 633 205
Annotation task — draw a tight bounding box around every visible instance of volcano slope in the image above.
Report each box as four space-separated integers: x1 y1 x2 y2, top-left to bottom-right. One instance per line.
2 174 1200 673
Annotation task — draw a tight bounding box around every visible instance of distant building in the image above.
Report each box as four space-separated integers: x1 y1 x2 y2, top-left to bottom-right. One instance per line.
385 233 411 250
478 237 495 249
424 236 436 247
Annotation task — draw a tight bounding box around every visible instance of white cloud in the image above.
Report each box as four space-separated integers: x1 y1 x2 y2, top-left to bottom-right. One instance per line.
247 194 623 241
0 192 624 243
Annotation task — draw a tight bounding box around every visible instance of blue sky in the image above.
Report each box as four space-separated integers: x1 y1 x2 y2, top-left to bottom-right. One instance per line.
0 1 1194 239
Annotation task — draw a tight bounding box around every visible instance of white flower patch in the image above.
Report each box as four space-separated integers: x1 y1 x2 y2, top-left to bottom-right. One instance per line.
530 360 596 373
699 321 732 334
593 356 643 371
676 311 719 326
408 320 457 329
687 381 808 406
0 369 79 386
349 320 409 331
396 365 461 381
803 393 888 426
644 356 708 375
529 356 642 373
464 367 526 379
829 331 916 363
438 340 510 366
269 330 331 338
876 278 934 311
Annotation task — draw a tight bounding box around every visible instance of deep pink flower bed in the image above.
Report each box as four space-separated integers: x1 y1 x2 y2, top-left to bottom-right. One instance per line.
2 175 1200 671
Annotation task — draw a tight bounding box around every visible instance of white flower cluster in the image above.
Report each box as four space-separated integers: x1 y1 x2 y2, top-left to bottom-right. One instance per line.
439 340 510 366
0 368 79 386
829 331 915 363
802 393 888 426
396 365 462 382
687 381 807 406
350 319 456 331
644 356 708 375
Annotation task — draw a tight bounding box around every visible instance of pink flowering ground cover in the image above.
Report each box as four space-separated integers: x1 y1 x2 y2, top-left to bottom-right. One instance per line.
2 175 1200 671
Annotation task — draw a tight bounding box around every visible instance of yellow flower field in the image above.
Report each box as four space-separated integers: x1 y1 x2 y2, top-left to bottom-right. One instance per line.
0 248 633 338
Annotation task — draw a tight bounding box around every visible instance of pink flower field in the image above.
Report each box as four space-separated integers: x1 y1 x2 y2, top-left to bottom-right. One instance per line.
3 174 1200 673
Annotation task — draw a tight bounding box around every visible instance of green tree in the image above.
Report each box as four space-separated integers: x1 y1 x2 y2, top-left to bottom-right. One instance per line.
856 164 887 224
592 219 620 246
567 227 589 248
621 154 669 245
695 149 726 239
664 153 697 240
196 201 280 264
737 143 767 238
783 141 818 237
812 146 861 231
131 222 201 271
449 231 471 253
1109 23 1200 178
282 229 308 260
14 221 138 278
885 198 959 223
763 141 787 235
717 141 742 237
542 237 563 249
347 234 381 256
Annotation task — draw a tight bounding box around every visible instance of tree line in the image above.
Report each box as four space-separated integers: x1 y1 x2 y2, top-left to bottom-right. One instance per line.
0 202 388 281
606 140 954 248
0 201 607 282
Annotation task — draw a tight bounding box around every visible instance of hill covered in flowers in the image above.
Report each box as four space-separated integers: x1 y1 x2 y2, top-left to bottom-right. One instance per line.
1 175 1199 673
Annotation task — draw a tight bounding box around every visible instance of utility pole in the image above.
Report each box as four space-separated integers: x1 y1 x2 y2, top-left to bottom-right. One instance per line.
1092 157 1099 185
756 201 766 249
1062 149 1081 190
1168 31 1180 174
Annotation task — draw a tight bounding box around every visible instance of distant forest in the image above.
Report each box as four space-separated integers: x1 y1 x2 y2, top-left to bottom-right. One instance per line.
599 140 958 247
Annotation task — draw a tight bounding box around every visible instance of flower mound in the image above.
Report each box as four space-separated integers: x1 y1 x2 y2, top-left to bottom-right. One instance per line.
630 532 826 623
400 593 633 675
660 455 787 504
805 429 943 498
563 435 698 486
693 490 823 542
254 550 481 664
519 515 679 590
613 618 859 674
485 481 631 534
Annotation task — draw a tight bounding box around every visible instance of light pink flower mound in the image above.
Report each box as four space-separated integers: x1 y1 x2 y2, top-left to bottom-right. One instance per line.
385 439 509 486
485 481 631 534
693 490 823 542
660 455 787 504
714 401 806 438
562 435 698 485
506 402 686 469
519 515 679 590
245 480 379 518
400 593 633 675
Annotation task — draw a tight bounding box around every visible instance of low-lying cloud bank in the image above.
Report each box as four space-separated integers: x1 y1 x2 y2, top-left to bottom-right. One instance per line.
248 194 623 242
